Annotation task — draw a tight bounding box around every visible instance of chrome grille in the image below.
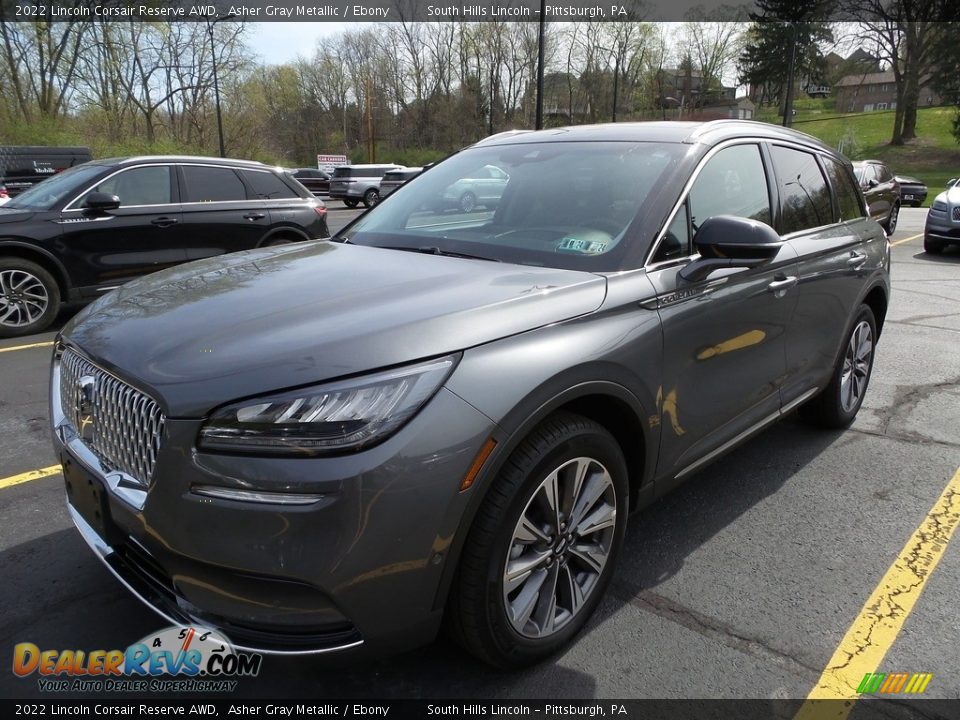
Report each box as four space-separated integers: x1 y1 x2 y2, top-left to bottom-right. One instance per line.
953 207 960 222
59 348 165 487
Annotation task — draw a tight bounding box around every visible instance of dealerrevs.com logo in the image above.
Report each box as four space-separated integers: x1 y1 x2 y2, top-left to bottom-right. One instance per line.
13 626 262 693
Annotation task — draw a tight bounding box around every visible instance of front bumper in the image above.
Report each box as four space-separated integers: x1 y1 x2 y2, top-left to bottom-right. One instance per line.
53 356 498 657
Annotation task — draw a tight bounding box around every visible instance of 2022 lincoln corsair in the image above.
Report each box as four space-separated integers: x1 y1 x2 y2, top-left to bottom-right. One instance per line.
52 121 889 667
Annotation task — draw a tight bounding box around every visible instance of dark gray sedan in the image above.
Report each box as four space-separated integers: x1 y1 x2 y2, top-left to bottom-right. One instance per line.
51 121 890 668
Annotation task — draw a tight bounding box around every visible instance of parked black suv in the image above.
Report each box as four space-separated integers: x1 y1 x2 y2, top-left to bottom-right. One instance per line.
0 156 328 337
853 160 901 234
291 168 331 196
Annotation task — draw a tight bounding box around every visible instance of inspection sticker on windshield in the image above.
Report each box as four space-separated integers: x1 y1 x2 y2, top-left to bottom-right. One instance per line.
557 237 607 254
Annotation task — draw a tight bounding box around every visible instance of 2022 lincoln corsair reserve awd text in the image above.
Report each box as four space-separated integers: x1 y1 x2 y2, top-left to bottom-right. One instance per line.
52 121 889 668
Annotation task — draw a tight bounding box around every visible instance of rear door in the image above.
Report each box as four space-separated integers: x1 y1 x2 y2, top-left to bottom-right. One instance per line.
178 164 270 260
647 143 799 484
777 147 876 403
58 164 183 290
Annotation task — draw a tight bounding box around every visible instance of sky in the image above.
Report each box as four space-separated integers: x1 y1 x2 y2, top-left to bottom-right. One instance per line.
248 22 353 64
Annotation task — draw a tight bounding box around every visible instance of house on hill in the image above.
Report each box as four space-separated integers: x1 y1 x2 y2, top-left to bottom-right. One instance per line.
834 71 942 113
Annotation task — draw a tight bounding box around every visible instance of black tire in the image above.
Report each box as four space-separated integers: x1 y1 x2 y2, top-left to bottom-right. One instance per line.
447 411 629 668
923 235 944 254
362 188 379 208
459 191 477 213
882 202 899 236
0 258 61 338
800 304 877 429
343 198 359 209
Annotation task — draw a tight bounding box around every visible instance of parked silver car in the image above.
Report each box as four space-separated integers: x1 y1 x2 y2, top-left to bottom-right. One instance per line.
53 121 889 668
924 178 960 253
328 164 402 208
442 163 509 211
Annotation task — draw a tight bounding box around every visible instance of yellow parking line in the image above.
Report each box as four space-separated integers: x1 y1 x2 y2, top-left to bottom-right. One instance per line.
0 465 61 490
794 465 960 719
0 340 54 354
890 233 923 247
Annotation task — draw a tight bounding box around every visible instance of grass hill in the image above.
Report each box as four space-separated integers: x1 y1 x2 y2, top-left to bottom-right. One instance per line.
757 102 960 206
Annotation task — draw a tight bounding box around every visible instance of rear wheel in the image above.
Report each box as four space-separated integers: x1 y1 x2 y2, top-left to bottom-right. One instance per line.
447 411 628 668
459 191 477 213
882 202 899 235
800 304 877 428
0 258 61 338
363 188 380 208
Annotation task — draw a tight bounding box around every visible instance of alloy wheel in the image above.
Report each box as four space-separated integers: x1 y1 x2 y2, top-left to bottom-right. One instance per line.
0 269 49 329
840 320 873 413
502 456 617 639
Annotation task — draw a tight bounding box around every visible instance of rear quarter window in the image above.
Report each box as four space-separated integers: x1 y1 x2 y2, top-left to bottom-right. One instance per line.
241 170 298 199
771 146 834 234
823 157 865 222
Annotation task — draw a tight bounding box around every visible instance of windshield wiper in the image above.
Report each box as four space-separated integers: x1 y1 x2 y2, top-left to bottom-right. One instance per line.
380 245 500 262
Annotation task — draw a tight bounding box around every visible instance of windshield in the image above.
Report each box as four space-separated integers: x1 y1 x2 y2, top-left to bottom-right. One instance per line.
341 141 683 271
5 164 105 211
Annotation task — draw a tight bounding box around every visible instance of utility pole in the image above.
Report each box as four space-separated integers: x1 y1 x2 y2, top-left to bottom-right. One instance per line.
366 75 375 163
206 12 236 158
535 0 545 130
783 22 798 128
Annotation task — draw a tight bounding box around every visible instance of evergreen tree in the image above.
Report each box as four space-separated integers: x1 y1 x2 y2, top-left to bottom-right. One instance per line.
737 0 833 120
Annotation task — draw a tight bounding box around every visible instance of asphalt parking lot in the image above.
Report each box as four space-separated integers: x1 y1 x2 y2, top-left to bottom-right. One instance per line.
1 208 958 703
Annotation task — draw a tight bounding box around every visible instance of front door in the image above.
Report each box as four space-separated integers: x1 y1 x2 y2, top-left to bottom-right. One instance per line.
59 164 183 290
646 144 799 484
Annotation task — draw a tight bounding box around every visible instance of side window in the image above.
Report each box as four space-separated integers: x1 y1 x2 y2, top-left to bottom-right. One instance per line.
181 166 246 202
823 157 865 221
770 146 834 234
88 166 171 207
241 170 298 199
651 202 691 263
876 164 892 183
688 144 772 233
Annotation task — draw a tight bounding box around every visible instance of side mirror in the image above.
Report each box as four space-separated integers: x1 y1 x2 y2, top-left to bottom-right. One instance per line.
867 178 879 188
83 192 120 212
948 178 957 188
679 215 782 283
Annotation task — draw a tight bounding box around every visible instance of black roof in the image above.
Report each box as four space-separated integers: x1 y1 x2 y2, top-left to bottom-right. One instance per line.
473 120 834 155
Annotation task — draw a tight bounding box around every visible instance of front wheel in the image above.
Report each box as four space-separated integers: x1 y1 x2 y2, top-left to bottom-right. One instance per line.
447 411 628 668
924 235 944 254
343 198 359 209
0 258 61 338
800 304 877 428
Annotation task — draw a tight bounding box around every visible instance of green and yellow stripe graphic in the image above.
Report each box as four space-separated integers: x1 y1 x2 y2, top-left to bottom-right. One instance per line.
855 672 933 695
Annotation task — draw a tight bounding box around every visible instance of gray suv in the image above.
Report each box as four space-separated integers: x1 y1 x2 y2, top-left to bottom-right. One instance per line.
924 178 960 253
328 164 401 208
52 121 889 667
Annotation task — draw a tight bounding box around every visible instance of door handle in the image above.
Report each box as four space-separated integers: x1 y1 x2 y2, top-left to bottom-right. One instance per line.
767 275 798 295
847 252 867 268
243 212 266 221
151 217 178 228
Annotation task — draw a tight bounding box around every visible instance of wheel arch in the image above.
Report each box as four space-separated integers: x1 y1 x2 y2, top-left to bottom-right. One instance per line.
0 241 72 300
256 226 311 247
432 379 655 614
861 282 888 338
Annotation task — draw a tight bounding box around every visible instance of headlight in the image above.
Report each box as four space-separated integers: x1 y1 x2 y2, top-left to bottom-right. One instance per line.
199 355 457 455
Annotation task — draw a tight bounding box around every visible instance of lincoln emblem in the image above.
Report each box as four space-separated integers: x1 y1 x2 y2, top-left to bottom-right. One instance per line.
76 375 96 442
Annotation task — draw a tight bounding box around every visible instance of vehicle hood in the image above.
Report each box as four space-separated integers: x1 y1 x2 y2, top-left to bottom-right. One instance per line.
938 186 960 205
0 207 35 223
63 241 607 417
